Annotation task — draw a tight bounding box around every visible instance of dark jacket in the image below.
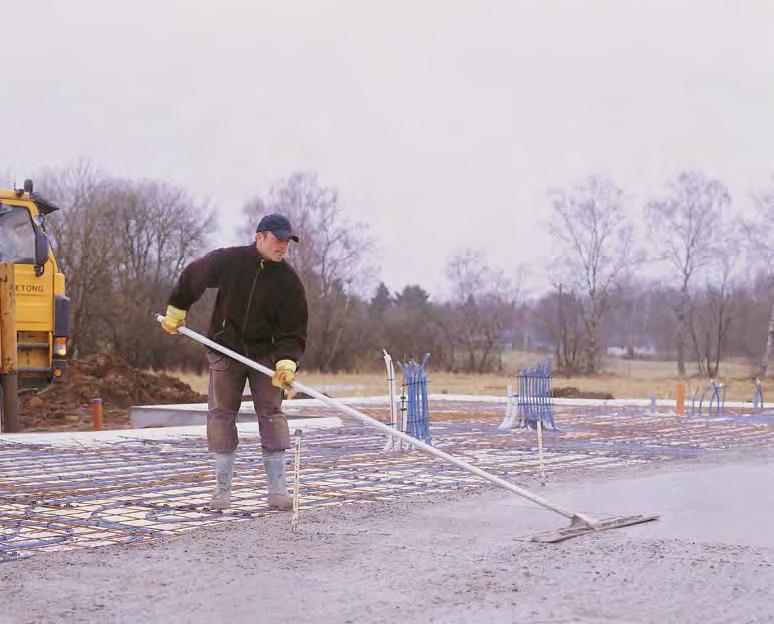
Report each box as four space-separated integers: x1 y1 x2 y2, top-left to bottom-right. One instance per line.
168 244 308 364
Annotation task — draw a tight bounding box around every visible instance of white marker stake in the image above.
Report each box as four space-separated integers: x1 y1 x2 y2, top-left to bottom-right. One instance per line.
382 350 399 452
292 429 302 532
536 418 546 485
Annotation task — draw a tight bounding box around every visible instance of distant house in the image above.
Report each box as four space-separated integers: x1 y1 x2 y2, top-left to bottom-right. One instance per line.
606 344 657 359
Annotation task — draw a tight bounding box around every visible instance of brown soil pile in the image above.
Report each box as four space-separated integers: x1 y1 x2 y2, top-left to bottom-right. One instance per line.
19 354 206 432
552 386 614 400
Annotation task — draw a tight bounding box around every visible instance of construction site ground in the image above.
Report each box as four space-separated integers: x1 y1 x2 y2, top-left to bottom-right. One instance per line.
17 354 207 432
2 399 774 623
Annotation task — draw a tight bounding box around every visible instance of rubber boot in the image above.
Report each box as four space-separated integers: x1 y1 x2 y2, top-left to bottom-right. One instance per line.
262 449 293 511
208 452 235 510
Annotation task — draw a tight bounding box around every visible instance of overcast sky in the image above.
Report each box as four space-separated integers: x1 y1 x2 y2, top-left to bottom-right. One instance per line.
2 1 772 297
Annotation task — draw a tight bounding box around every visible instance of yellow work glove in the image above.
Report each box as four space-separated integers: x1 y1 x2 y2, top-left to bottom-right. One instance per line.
160 305 186 334
271 359 297 394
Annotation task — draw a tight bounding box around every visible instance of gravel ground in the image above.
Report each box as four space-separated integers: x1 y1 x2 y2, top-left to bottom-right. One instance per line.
2 448 773 624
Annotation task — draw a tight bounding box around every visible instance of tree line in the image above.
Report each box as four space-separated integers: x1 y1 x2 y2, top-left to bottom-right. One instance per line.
29 162 773 378
545 172 772 378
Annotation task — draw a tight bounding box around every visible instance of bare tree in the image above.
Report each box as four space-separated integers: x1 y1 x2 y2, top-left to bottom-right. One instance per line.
645 170 730 376
37 162 214 368
240 172 375 371
601 279 656 359
538 284 586 373
35 161 115 355
441 249 519 373
103 179 215 366
746 179 774 376
549 176 635 373
688 246 740 377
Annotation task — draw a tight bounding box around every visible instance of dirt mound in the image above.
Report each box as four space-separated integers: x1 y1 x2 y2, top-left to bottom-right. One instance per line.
19 354 206 432
552 386 614 400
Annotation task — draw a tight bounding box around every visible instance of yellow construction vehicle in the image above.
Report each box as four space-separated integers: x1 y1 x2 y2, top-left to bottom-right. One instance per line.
0 179 70 432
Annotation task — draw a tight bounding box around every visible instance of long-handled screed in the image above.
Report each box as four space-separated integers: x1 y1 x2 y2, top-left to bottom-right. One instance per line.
158 315 658 542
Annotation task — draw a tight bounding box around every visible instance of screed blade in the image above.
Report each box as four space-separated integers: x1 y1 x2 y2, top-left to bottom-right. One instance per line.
531 514 660 543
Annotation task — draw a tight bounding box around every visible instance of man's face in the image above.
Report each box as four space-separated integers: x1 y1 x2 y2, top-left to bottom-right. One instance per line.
256 231 292 262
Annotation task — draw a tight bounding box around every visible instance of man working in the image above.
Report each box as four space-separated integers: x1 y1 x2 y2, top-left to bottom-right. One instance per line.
160 214 308 511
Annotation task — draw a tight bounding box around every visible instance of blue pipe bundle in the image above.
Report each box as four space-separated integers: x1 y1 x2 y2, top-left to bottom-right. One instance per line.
518 358 556 430
397 354 432 445
692 379 726 416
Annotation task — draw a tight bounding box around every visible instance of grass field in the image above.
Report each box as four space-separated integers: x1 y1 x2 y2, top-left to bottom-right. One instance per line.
169 354 770 403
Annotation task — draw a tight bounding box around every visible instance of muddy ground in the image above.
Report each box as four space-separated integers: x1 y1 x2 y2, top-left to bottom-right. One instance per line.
2 447 772 624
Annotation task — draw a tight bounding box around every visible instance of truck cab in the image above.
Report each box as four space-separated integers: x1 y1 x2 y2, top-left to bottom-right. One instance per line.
0 179 70 388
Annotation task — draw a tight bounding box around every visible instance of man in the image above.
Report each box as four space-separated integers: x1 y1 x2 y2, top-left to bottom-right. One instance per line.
160 214 308 511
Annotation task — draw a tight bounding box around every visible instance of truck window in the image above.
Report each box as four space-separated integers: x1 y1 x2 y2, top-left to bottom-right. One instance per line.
0 204 36 263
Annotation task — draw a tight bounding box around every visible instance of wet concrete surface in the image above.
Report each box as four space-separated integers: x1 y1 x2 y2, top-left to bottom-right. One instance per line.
523 448 774 548
2 448 773 624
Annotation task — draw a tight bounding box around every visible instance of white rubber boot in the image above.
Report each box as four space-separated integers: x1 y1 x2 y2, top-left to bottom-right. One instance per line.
208 452 235 510
263 450 293 511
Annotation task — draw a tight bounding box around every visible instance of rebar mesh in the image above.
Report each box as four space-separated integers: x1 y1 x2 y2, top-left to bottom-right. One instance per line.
2 400 772 562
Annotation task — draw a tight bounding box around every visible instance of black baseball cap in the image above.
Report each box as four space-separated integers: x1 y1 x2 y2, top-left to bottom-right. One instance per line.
255 214 299 242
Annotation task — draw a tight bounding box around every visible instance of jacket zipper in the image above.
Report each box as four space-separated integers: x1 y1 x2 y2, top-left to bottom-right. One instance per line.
240 258 263 355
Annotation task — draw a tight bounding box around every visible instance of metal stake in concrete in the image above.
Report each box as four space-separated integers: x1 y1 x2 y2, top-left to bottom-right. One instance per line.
158 315 659 542
753 379 763 411
291 428 302 533
536 418 546 485
382 350 401 452
498 384 517 430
